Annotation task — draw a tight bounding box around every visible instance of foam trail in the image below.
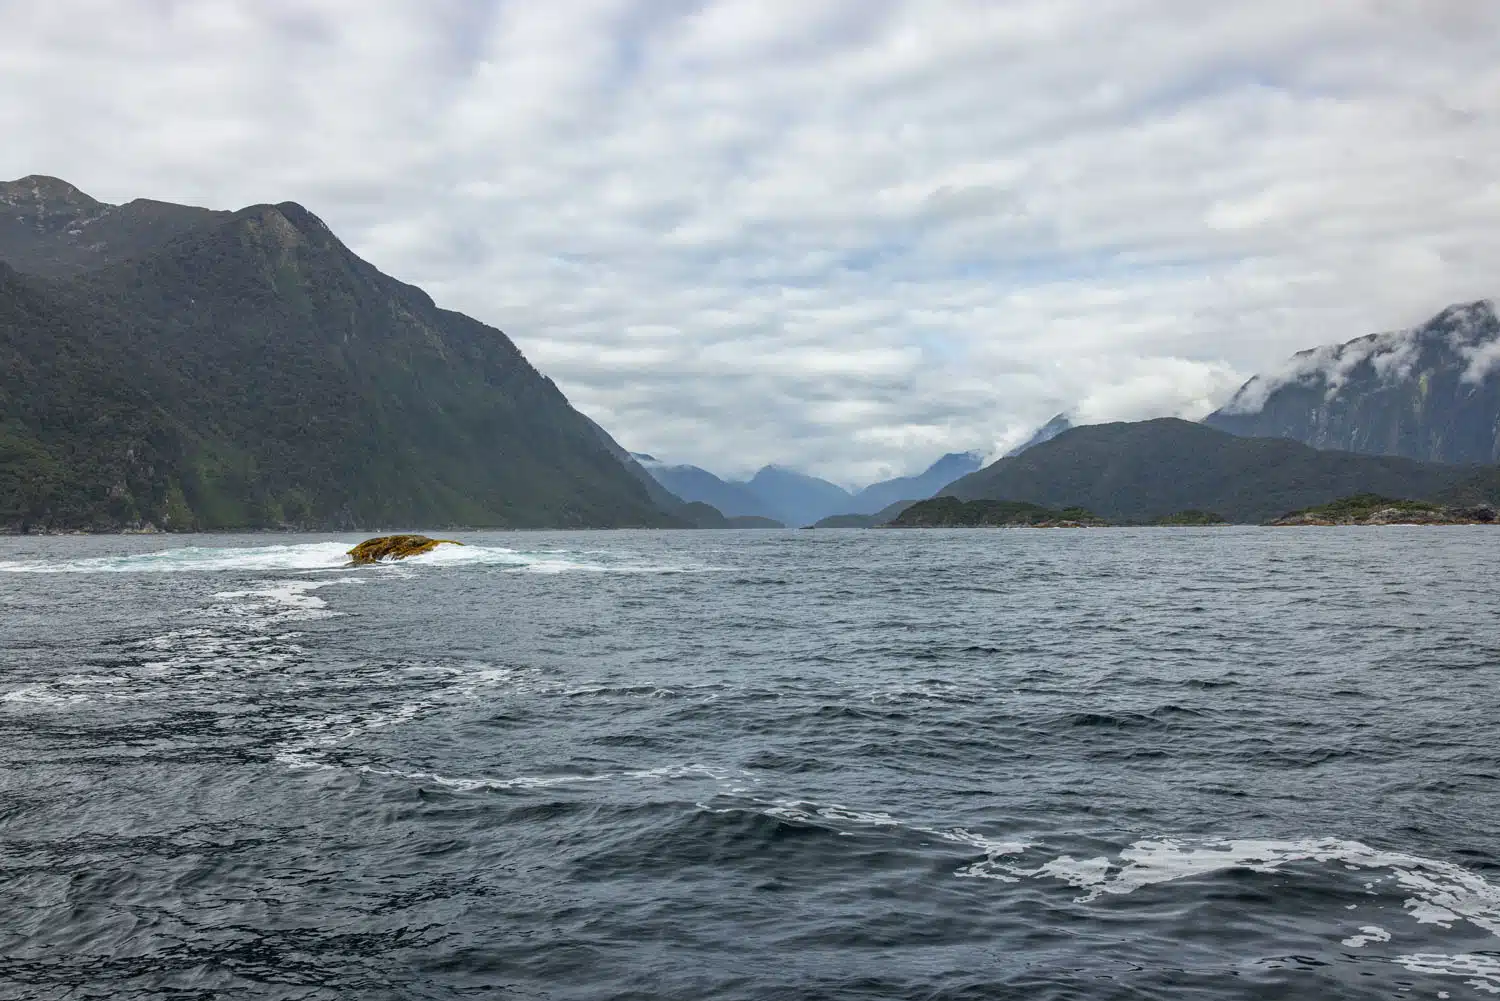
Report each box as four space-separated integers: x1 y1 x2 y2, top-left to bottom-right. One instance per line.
0 541 706 575
0 543 356 574
365 762 740 792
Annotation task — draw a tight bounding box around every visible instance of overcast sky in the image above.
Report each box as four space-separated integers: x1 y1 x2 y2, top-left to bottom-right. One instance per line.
4 1 1498 484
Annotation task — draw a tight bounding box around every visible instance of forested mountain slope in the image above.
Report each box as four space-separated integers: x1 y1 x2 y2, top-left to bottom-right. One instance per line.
0 183 680 531
944 418 1493 524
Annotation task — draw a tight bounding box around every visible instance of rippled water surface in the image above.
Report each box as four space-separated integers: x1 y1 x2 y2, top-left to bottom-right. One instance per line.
2 528 1499 1000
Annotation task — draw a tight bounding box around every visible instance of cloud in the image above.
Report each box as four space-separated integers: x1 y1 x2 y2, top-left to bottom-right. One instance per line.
2 0 1499 484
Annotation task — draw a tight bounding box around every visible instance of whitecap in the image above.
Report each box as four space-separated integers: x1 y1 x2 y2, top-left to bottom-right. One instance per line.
1394 953 1500 994
1342 925 1392 948
367 761 740 792
0 684 89 707
1020 838 1500 939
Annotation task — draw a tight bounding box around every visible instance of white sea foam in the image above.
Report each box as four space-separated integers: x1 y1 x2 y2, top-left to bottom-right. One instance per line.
1394 954 1500 994
273 700 436 770
0 541 706 575
1342 925 1392 948
999 837 1500 941
1 577 349 710
0 542 357 574
369 761 740 792
0 684 90 706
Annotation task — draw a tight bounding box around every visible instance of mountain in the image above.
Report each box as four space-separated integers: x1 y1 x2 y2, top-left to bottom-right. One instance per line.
0 179 682 532
811 499 919 528
1006 413 1073 456
743 465 852 527
1204 300 1500 464
635 459 779 521
845 451 983 514
943 418 1493 524
0 175 228 277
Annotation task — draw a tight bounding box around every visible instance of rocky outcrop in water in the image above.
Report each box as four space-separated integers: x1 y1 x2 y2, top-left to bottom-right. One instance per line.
1270 495 1497 526
347 535 463 565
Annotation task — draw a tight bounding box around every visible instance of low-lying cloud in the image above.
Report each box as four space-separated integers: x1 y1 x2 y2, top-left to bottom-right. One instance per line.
3 1 1498 484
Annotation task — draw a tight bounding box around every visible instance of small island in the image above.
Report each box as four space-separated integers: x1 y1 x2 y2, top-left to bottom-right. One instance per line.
1271 494 1498 526
888 497 1106 528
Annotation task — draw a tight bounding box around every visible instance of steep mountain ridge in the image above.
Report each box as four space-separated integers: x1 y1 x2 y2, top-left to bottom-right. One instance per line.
0 174 229 278
0 185 679 531
1205 300 1500 464
1006 413 1074 456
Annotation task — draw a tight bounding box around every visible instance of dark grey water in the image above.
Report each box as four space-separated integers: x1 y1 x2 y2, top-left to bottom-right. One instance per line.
1 528 1498 1000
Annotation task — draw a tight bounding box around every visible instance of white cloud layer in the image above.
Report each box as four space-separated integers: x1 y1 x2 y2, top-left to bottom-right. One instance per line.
3 0 1498 484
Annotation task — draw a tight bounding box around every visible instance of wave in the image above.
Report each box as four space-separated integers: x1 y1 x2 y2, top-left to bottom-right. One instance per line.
362 761 745 792
686 792 1500 992
0 541 706 575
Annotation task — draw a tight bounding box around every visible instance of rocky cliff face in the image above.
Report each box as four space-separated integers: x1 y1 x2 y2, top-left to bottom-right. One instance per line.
1205 300 1500 464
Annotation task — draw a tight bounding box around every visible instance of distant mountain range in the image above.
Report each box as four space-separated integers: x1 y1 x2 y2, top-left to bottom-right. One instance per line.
630 456 783 523
635 451 984 527
1205 300 1500 464
0 176 679 532
843 452 983 514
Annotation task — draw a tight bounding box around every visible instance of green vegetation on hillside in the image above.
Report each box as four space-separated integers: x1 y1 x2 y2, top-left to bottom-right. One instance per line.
811 498 916 529
944 418 1499 524
0 192 680 532
890 497 1105 527
1153 510 1228 526
811 513 883 528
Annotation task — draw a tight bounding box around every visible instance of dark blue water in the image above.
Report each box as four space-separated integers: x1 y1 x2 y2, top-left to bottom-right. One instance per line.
2 528 1498 1000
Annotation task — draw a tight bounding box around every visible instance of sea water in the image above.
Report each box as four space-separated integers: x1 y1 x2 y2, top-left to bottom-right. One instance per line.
1 528 1498 999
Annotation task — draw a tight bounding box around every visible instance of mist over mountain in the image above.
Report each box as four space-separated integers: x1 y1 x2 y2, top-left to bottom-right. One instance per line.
945 418 1494 524
1205 300 1500 464
0 177 680 532
1006 414 1075 456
